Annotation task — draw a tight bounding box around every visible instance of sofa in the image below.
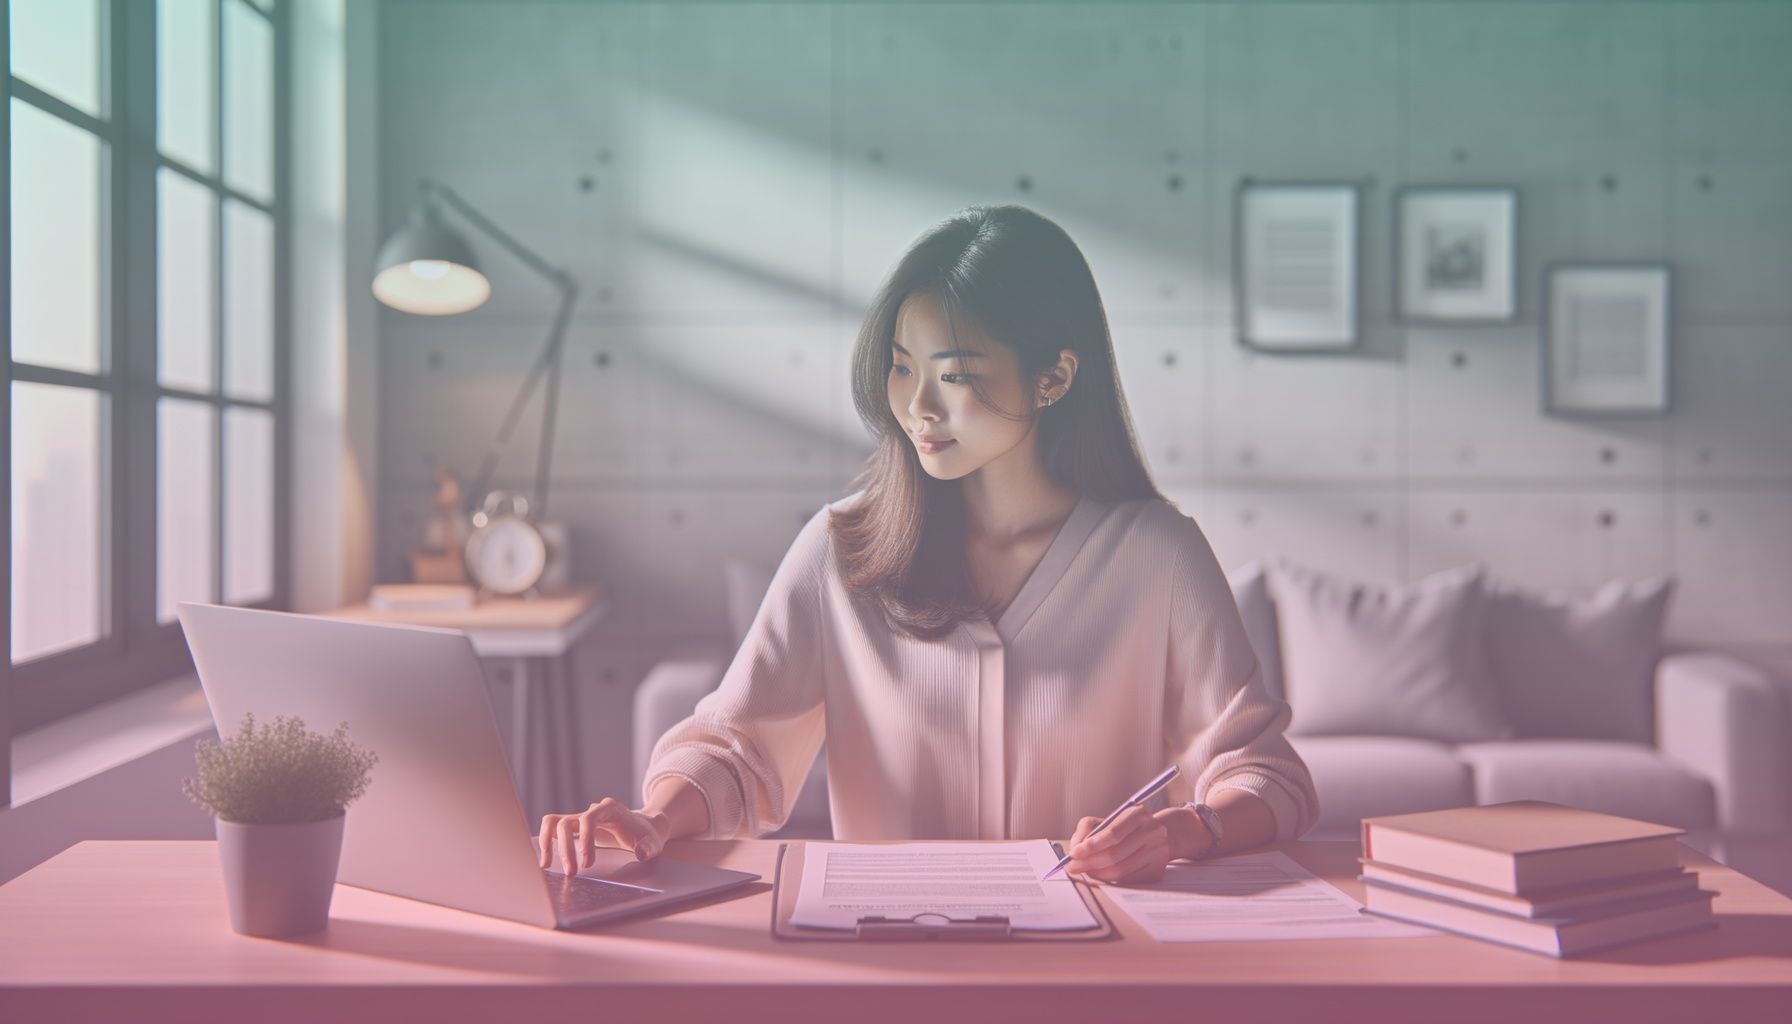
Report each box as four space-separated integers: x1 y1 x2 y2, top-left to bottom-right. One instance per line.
633 556 1792 895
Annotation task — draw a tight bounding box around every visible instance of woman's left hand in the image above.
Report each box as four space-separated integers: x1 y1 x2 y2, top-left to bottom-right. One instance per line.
1064 804 1205 885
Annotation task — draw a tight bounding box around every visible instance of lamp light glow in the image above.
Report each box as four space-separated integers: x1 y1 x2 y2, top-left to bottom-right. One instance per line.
371 259 491 315
371 199 492 315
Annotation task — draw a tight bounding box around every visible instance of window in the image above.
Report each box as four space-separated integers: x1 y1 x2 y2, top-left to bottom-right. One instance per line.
3 0 289 783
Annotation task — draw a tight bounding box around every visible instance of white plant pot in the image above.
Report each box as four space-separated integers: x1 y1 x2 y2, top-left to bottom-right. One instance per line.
214 813 346 937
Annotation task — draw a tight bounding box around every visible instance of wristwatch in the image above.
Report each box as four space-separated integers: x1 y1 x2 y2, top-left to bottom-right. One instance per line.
1182 801 1224 860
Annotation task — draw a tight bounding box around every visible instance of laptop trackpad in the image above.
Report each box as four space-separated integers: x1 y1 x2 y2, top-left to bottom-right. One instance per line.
536 842 667 884
574 846 666 887
546 844 760 898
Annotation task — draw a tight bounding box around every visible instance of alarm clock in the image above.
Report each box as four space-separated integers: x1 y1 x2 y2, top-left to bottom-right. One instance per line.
463 491 550 597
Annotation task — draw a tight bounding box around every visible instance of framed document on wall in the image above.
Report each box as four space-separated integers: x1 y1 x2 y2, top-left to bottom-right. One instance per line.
1543 263 1673 415
1396 185 1518 323
1234 180 1362 351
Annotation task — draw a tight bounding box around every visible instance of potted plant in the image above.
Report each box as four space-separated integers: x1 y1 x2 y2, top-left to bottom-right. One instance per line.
182 712 379 937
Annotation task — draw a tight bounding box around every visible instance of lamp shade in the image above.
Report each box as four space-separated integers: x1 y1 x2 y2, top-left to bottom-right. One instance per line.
371 203 492 315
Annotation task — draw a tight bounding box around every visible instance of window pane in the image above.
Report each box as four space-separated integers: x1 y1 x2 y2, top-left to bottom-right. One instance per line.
8 0 103 117
223 0 273 202
157 399 217 623
223 200 273 400
10 100 105 374
158 169 216 391
223 407 273 604
157 0 217 173
11 383 106 663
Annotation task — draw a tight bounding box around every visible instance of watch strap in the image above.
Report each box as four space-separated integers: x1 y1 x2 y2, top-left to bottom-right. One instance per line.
1182 801 1223 861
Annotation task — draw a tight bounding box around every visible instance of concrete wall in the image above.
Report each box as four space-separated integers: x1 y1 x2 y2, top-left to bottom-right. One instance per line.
372 0 1792 804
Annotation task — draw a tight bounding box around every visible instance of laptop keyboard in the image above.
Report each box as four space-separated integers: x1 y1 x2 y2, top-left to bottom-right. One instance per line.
545 870 659 918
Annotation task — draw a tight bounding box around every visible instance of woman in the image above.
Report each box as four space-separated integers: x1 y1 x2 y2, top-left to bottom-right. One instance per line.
539 205 1318 885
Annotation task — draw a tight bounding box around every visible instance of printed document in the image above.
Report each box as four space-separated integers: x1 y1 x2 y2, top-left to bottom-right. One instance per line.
789 840 1098 931
1096 850 1434 942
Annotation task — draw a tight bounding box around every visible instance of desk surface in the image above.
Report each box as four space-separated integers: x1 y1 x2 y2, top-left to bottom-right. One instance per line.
1 838 1788 1023
323 584 605 657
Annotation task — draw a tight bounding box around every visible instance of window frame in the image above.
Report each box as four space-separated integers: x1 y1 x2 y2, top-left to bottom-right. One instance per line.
2 0 292 799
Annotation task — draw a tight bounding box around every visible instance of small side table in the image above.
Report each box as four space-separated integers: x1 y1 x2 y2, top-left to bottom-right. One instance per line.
323 585 606 826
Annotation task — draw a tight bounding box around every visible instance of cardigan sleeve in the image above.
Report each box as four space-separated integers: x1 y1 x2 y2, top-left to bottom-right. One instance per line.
640 505 831 839
1160 512 1321 842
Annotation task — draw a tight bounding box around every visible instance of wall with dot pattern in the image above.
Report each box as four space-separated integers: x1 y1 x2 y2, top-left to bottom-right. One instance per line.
374 1 1792 727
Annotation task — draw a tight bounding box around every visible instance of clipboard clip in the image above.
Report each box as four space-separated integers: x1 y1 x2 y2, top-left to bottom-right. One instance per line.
854 911 1014 941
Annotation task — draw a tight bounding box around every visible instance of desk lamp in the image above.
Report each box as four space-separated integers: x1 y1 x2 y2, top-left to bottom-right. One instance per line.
371 178 579 521
372 180 580 597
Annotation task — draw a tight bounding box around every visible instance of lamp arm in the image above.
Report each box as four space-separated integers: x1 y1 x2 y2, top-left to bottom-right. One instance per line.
419 178 581 519
421 179 575 294
461 283 579 519
530 284 578 518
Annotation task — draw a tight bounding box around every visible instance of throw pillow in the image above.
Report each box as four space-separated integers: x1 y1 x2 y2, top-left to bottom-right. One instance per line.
1228 562 1285 702
1268 559 1514 743
1483 576 1674 743
723 558 776 653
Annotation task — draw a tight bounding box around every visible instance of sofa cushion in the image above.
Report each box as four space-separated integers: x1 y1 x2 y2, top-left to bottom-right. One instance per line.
723 558 776 653
1269 560 1514 743
1484 577 1674 743
633 646 733 800
723 558 831 834
1228 562 1285 701
1456 740 1716 831
1288 735 1476 838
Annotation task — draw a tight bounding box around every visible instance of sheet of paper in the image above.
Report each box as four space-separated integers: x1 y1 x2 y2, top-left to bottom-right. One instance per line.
1094 850 1435 942
789 840 1098 932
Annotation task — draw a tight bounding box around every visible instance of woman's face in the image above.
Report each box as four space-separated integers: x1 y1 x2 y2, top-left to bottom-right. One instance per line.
887 292 1039 481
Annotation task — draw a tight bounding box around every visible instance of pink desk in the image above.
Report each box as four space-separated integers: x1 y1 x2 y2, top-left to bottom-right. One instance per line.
1 838 1788 1023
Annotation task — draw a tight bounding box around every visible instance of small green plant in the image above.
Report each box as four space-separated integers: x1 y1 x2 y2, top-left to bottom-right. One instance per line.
182 712 378 825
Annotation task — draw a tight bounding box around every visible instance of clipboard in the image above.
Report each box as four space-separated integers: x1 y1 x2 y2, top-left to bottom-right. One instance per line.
769 840 1119 942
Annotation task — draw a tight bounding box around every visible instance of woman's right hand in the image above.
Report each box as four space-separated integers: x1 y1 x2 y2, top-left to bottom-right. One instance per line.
537 796 671 876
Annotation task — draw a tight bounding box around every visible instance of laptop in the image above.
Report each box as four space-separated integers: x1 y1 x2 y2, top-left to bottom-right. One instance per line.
176 602 761 930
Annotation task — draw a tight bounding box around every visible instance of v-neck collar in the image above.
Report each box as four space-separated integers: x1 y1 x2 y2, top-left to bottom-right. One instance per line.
985 492 1107 643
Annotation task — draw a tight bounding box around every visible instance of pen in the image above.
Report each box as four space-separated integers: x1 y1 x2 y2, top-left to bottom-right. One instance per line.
1040 764 1181 881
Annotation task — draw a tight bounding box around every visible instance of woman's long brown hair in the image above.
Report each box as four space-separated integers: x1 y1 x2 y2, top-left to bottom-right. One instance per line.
831 204 1162 640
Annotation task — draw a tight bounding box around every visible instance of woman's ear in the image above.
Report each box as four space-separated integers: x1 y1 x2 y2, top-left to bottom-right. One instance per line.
1038 347 1080 405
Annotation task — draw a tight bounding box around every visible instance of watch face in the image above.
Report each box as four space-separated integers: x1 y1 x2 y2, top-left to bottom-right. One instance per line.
466 515 547 595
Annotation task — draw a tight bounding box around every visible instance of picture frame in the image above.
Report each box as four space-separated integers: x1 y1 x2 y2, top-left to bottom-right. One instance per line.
1395 185 1518 323
1542 263 1673 415
1234 179 1362 352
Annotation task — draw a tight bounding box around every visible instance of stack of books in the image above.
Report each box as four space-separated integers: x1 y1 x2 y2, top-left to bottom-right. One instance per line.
369 583 478 613
1357 800 1717 958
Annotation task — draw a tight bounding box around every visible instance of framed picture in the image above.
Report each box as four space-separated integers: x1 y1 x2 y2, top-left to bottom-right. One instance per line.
1395 185 1518 323
1543 263 1672 415
1234 180 1362 351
